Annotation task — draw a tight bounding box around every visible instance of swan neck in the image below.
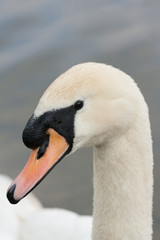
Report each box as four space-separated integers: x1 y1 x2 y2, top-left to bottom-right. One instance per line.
92 131 153 240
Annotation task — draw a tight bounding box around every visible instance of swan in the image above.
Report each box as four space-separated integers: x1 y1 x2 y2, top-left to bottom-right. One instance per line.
7 62 153 240
19 208 92 240
0 174 42 240
0 174 90 240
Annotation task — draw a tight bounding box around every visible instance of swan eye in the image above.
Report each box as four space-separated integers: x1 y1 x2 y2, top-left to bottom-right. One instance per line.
74 100 84 110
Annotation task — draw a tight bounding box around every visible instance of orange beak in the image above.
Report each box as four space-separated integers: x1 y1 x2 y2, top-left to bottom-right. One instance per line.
7 128 69 204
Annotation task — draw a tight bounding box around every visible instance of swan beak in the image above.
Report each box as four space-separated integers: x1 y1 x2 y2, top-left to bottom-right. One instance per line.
7 128 69 204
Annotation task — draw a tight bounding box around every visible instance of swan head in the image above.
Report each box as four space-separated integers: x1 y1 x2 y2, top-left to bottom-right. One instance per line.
7 62 137 204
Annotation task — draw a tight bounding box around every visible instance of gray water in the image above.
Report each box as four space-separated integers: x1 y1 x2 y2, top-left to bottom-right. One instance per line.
0 0 160 239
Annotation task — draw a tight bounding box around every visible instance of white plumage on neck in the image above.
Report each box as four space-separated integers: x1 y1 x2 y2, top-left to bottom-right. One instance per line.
92 81 153 239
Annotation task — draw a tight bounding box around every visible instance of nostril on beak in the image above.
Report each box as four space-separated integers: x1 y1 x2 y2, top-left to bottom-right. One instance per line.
7 184 19 204
37 134 50 160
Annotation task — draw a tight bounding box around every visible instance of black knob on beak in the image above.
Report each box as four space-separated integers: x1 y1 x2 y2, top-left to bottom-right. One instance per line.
22 114 48 149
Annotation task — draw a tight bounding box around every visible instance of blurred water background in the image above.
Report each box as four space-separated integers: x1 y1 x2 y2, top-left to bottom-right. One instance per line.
0 0 159 239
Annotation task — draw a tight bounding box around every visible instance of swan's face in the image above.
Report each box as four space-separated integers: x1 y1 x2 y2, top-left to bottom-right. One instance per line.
7 63 136 204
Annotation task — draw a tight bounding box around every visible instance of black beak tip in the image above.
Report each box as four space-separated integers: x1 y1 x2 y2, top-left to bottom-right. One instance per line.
7 184 19 204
